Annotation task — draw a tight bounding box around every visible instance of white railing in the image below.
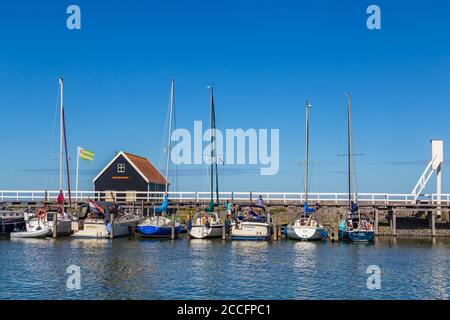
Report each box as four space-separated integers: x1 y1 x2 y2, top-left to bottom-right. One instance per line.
0 190 449 205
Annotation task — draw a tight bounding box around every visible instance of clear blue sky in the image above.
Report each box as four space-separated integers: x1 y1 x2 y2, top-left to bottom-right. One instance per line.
0 0 449 193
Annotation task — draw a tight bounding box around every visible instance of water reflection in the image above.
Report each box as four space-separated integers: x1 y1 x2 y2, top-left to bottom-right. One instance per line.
0 237 449 299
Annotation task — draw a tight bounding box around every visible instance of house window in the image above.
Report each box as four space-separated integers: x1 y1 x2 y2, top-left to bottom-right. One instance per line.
117 163 126 173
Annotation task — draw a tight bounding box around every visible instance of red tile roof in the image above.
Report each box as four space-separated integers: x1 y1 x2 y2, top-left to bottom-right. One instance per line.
124 152 168 185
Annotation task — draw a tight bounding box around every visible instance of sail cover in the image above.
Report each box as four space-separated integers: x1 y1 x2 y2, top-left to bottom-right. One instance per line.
304 202 315 214
155 195 169 213
350 201 359 213
205 200 215 212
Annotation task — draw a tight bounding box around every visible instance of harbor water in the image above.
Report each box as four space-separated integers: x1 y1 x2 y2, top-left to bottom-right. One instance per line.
0 237 448 300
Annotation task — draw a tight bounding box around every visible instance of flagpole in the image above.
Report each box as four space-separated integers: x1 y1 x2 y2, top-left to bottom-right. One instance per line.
76 146 80 203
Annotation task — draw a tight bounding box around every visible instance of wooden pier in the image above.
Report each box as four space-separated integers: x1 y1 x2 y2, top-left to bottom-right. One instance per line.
2 190 450 238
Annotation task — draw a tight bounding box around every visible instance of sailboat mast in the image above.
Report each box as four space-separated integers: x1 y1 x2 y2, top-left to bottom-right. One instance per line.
209 86 214 203
165 78 175 193
59 76 64 192
346 92 352 211
304 99 310 204
213 94 219 205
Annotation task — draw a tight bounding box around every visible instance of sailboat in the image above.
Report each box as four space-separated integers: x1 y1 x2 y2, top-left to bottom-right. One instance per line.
189 85 224 239
137 78 182 238
12 76 72 238
338 93 374 242
286 99 325 241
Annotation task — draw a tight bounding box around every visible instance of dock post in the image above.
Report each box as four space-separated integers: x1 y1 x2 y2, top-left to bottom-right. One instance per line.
431 212 436 237
222 224 226 240
171 208 176 240
273 224 278 241
53 210 58 238
392 213 397 237
110 213 114 239
375 208 379 236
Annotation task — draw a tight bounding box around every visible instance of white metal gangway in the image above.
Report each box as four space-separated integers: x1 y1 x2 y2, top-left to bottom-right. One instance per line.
0 190 449 205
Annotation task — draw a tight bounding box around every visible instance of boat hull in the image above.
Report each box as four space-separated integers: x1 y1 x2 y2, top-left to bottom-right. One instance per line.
28 218 73 236
72 219 133 239
338 229 375 242
231 222 271 241
137 224 182 238
286 225 324 241
0 218 25 234
10 227 52 238
189 224 223 239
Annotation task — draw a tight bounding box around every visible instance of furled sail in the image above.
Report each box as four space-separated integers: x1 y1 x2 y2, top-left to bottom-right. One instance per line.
155 194 169 213
304 202 315 215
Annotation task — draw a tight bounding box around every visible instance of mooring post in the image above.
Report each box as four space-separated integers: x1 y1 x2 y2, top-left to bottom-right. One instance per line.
431 212 436 237
392 213 397 237
171 207 176 240
273 224 278 241
53 210 58 238
110 213 114 239
222 224 226 240
375 208 379 236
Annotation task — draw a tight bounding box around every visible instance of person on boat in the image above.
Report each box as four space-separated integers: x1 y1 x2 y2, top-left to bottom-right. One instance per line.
186 215 192 231
224 200 232 215
346 219 353 230
256 195 264 206
248 207 259 220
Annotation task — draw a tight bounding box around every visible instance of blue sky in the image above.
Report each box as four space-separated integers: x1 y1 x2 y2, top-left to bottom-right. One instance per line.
0 0 449 193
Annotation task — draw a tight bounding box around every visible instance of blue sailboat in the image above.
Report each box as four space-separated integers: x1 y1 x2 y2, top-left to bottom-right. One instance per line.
338 93 374 242
137 78 182 239
137 194 182 238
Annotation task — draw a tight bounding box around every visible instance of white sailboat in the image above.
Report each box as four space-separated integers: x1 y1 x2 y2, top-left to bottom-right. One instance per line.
338 93 374 242
189 85 224 239
11 76 72 238
286 99 325 241
137 78 182 238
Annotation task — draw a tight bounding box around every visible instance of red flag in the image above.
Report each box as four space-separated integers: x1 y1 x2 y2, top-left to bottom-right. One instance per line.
57 191 65 205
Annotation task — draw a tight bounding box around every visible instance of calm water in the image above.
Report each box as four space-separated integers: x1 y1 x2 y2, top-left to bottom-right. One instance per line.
0 236 449 300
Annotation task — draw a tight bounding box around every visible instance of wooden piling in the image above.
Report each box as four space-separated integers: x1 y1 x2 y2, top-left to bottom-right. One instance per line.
171 211 175 240
110 213 114 239
222 224 226 240
431 212 436 237
273 224 278 241
53 211 58 238
392 213 397 237
375 208 379 236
